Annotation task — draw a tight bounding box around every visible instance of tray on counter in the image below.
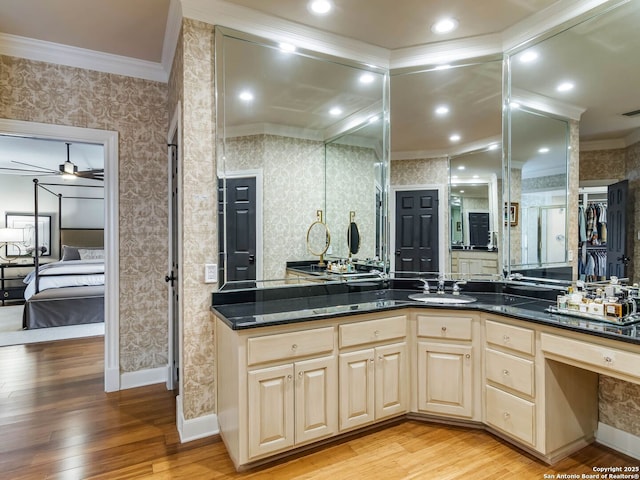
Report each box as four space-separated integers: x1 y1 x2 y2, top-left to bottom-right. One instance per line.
546 305 640 326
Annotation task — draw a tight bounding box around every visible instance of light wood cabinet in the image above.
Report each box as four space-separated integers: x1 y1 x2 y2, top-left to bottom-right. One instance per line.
417 342 473 417
415 313 478 419
339 342 408 431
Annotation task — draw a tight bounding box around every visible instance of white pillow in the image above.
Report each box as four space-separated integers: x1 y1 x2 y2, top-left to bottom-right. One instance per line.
78 248 104 260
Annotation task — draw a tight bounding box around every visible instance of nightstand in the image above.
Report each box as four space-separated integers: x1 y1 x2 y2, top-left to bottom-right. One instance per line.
0 263 34 306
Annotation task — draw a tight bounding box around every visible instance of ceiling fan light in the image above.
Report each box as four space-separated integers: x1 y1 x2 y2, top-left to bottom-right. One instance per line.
60 161 78 175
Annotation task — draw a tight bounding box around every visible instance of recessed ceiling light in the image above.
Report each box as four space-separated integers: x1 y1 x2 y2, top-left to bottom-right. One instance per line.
359 73 375 84
329 107 342 116
457 165 465 170
432 18 459 34
279 42 296 53
538 147 550 154
450 134 461 142
309 0 332 15
473 175 479 179
557 81 574 92
519 50 538 63
459 190 465 193
451 175 458 179
434 64 452 71
452 184 458 187
239 91 254 102
435 105 449 115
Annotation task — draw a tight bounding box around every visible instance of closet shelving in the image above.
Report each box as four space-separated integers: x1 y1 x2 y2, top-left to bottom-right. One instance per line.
578 186 608 281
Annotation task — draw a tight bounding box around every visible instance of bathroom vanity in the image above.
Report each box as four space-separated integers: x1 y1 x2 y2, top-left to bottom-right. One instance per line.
212 281 640 470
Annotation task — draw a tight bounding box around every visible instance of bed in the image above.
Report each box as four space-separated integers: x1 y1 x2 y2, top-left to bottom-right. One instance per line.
20 180 105 329
22 232 105 329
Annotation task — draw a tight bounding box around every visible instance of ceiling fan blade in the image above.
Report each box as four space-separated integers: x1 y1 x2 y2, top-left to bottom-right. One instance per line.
11 160 59 174
0 166 59 175
75 171 104 181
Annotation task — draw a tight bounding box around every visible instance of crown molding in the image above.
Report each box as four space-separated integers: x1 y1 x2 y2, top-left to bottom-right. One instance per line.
580 139 627 151
501 0 613 53
180 0 390 68
0 32 167 83
225 123 324 142
392 135 501 161
161 0 183 75
390 33 503 70
511 88 586 121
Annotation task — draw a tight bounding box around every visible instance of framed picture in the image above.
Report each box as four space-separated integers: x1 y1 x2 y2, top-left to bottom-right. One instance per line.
5 213 52 257
504 202 519 227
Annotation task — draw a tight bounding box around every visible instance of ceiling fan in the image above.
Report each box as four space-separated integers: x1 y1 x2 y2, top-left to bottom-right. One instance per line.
1 142 104 181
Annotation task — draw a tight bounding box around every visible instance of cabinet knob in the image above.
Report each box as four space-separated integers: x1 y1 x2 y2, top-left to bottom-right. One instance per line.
503 412 511 420
503 335 510 343
503 369 509 376
374 330 380 337
378 355 383 361
604 356 612 363
370 358 375 363
287 374 292 381
441 326 447 332
291 344 298 350
298 371 303 378
465 354 471 359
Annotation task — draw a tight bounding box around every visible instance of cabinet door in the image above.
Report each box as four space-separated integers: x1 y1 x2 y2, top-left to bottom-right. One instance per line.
295 356 338 444
339 349 375 431
417 342 473 418
375 342 408 420
248 364 294 458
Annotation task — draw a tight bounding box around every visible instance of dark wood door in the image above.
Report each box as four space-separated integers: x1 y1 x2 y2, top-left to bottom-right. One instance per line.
395 190 439 275
219 177 257 284
607 180 628 279
468 212 489 246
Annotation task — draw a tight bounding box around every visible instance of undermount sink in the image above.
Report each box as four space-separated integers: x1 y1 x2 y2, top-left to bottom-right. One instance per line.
408 293 477 304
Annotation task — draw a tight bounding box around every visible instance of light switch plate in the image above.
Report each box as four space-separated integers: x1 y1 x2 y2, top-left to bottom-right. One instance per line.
205 264 218 283
568 250 574 261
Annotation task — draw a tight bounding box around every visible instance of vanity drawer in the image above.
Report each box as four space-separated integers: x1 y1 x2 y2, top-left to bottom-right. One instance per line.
485 385 535 446
417 314 472 340
247 327 334 366
541 333 640 382
339 315 406 348
485 320 534 356
485 348 534 397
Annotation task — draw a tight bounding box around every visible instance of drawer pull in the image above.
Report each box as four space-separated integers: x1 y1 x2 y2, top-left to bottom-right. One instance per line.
604 356 612 363
374 330 380 337
503 335 510 342
287 374 292 381
378 355 383 361
441 326 447 332
291 344 298 350
465 354 471 359
298 371 303 378
503 412 511 420
370 358 375 363
503 369 510 376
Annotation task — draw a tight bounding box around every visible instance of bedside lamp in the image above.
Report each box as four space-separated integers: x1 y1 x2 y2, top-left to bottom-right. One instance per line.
0 228 25 263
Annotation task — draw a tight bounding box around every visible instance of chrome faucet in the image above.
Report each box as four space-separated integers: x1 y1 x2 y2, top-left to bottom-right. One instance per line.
453 280 467 295
437 276 446 294
419 279 431 293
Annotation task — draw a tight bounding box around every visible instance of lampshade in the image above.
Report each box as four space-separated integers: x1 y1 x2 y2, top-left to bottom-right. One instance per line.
0 228 24 243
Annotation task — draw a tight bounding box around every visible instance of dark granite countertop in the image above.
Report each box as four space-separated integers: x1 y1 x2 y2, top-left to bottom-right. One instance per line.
211 280 640 345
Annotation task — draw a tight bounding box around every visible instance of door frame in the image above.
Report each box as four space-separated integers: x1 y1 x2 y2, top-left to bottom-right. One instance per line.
0 118 120 392
390 184 446 276
219 169 263 284
167 103 182 393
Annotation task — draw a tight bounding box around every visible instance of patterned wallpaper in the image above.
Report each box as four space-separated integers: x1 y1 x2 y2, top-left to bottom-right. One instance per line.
0 55 169 373
178 19 218 420
599 375 640 436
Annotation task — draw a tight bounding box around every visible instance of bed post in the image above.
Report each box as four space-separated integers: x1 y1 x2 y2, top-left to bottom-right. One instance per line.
33 178 40 294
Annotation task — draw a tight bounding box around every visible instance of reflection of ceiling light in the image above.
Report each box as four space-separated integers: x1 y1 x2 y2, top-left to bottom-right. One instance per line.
459 190 465 193
434 64 452 70
519 50 538 63
488 143 499 150
450 134 461 142
451 175 458 179
309 0 332 15
239 91 254 101
329 107 342 116
452 184 458 187
538 147 550 154
557 81 574 92
279 42 296 53
435 105 449 115
473 175 479 179
432 18 458 34
457 165 465 170
359 73 375 84
510 102 520 109
368 115 379 123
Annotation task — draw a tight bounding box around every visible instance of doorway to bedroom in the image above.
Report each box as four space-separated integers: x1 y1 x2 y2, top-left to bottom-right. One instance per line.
0 135 106 346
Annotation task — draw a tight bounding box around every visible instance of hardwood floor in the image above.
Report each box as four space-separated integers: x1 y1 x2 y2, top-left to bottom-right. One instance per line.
0 337 636 479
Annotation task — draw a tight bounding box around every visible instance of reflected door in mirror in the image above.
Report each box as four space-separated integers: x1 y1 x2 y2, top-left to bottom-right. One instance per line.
468 213 489 246
395 190 439 274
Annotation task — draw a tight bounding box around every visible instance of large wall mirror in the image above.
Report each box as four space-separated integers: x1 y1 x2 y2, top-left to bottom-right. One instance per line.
215 27 389 288
505 0 640 284
390 59 503 278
